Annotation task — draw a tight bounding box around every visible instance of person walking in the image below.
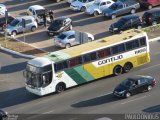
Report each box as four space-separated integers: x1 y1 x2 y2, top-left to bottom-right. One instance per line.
43 14 47 27
49 9 54 23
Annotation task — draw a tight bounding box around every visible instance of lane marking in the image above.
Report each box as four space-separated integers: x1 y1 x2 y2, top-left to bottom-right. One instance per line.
140 63 160 71
121 95 147 105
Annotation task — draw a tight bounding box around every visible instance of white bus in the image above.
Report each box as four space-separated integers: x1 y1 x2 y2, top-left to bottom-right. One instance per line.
23 29 150 96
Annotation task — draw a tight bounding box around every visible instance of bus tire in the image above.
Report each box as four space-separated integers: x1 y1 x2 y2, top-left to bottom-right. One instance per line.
113 65 122 76
123 62 133 73
56 82 66 93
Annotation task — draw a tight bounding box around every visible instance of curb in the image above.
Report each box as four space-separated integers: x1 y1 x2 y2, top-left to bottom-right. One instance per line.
0 45 36 59
149 36 160 42
0 34 160 59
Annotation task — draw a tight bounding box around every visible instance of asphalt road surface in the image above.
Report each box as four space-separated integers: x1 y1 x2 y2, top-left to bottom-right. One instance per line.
0 41 160 117
2 0 160 52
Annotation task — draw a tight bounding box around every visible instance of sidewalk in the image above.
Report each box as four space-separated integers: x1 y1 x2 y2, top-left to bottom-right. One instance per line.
0 29 160 58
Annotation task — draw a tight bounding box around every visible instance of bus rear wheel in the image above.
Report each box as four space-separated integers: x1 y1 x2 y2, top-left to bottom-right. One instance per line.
56 83 66 93
123 62 133 73
113 65 122 76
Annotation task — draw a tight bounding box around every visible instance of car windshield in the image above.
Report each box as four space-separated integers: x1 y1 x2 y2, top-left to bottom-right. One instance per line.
114 18 126 27
109 3 118 10
58 34 67 39
94 1 100 6
9 19 19 26
121 79 134 87
78 0 87 3
51 20 63 27
36 9 45 15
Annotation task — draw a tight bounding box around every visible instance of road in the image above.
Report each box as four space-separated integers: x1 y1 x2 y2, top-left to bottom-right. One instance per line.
1 41 160 119
2 0 160 52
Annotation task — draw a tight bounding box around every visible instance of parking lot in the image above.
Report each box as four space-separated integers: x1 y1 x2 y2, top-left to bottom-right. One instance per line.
2 0 160 52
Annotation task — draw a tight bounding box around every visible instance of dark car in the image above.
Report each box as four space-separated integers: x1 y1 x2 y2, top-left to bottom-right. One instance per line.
139 0 160 9
47 16 72 36
0 110 8 120
142 8 160 25
113 75 156 98
102 0 140 19
0 15 15 30
109 14 142 33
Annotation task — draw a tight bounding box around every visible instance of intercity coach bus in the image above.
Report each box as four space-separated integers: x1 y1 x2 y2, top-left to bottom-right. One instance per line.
23 29 150 96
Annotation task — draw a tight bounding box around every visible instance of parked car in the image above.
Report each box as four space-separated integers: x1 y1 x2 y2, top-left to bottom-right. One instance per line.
113 75 156 98
0 15 15 30
70 0 95 12
54 30 94 48
85 0 114 16
109 14 142 33
138 0 160 9
0 4 7 15
6 16 38 36
0 110 8 120
102 0 140 19
142 8 160 25
27 5 50 24
47 16 72 36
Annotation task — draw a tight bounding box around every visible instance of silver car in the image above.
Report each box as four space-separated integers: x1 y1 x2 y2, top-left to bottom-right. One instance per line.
54 30 94 48
6 16 38 35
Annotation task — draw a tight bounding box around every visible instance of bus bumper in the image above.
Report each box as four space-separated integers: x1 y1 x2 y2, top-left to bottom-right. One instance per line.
26 86 45 96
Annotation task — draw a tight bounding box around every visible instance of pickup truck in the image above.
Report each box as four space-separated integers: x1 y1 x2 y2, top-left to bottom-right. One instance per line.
102 0 140 19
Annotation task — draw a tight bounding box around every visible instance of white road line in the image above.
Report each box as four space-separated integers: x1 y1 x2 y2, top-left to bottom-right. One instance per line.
121 95 147 105
43 110 54 114
141 63 160 71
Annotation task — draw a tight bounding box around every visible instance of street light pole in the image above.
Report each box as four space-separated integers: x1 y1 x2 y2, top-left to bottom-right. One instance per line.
5 10 8 47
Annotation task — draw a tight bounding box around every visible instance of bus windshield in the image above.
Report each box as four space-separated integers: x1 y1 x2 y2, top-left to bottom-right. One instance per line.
24 64 52 88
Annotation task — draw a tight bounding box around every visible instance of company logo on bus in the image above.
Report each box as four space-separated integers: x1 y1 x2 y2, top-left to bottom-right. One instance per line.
98 55 123 66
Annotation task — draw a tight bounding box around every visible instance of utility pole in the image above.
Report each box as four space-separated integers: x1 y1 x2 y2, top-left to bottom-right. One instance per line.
5 10 8 47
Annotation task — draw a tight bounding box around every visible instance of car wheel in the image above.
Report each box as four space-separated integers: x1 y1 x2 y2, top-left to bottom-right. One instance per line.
31 26 36 32
113 65 122 76
65 43 71 48
88 37 92 42
152 21 157 25
125 92 131 98
80 6 86 12
123 62 133 73
147 85 152 91
56 83 66 93
93 11 99 17
111 14 116 19
148 5 152 9
12 31 17 36
131 9 136 14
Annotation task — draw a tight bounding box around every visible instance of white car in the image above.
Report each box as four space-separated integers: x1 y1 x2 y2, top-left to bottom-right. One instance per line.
70 0 95 12
85 0 114 16
0 4 7 15
54 30 94 48
27 5 50 24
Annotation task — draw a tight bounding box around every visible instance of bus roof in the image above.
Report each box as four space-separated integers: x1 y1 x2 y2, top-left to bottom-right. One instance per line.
46 29 146 63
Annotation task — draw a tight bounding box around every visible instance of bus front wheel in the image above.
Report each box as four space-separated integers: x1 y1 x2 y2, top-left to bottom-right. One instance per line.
113 65 122 76
56 83 66 93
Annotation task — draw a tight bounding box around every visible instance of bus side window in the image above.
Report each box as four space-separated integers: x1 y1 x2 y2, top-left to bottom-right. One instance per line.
98 48 111 58
139 37 146 46
83 52 97 63
111 43 125 55
69 56 82 67
54 61 68 72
